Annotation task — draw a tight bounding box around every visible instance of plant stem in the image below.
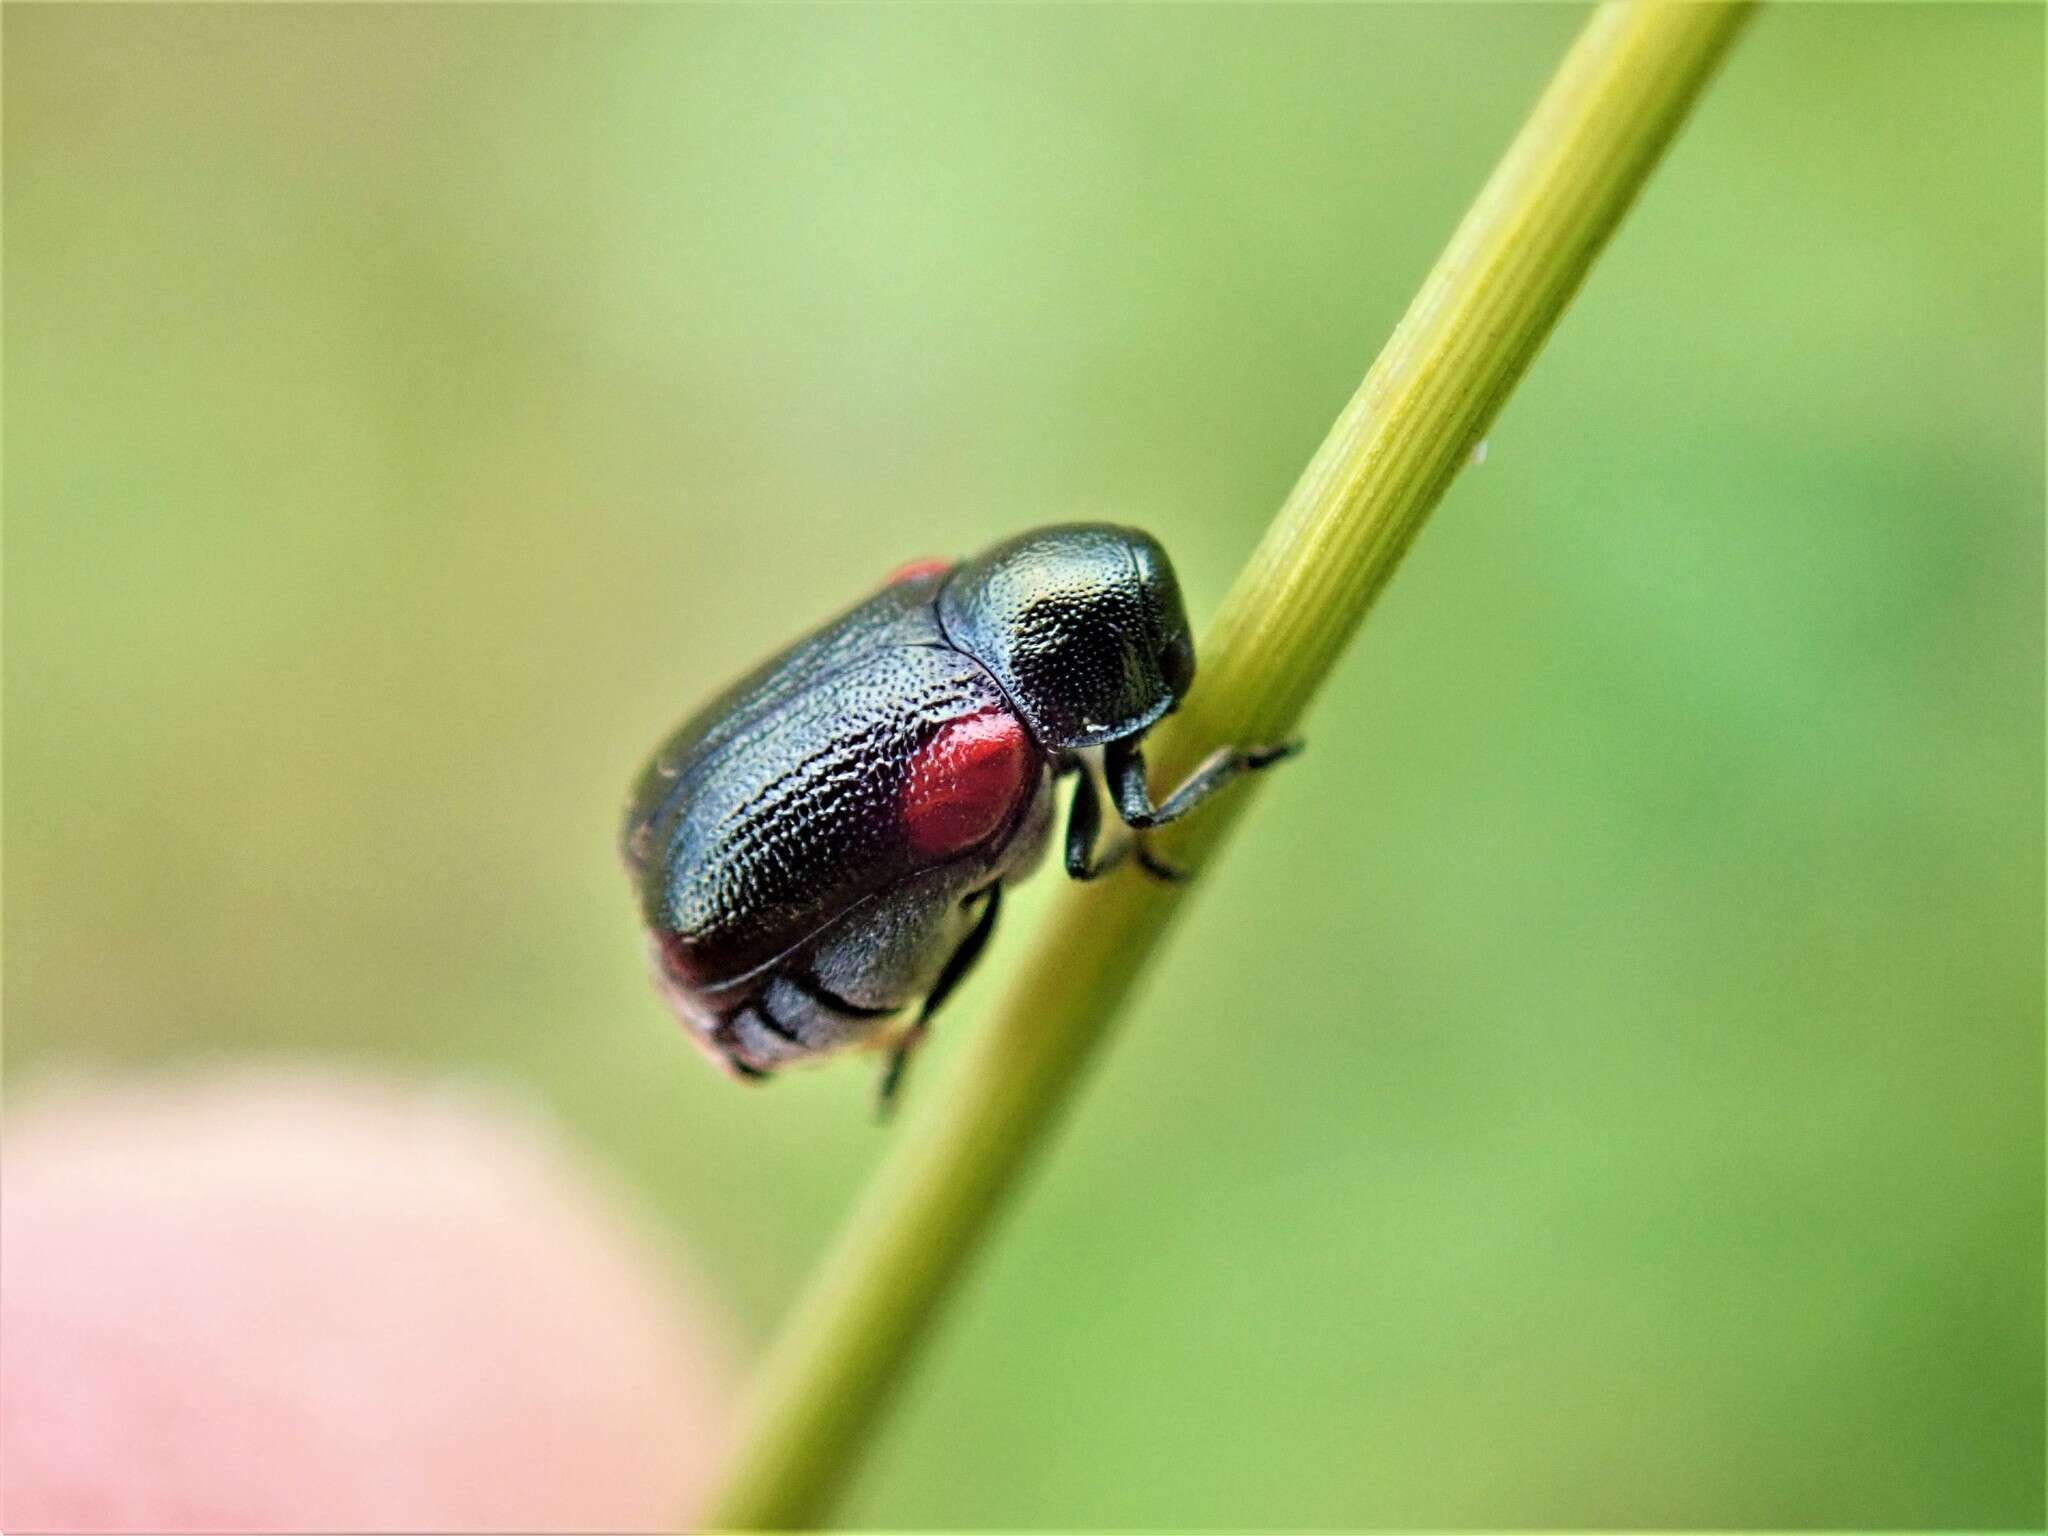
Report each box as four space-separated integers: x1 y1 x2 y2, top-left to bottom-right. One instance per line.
700 4 1753 1526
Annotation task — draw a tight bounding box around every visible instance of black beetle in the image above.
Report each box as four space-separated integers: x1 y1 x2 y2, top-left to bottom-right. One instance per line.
622 523 1294 1104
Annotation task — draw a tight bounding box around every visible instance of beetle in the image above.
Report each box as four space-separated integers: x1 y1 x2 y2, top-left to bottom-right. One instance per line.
621 523 1295 1106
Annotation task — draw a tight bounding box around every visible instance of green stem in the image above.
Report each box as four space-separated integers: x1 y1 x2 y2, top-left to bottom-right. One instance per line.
701 4 1753 1526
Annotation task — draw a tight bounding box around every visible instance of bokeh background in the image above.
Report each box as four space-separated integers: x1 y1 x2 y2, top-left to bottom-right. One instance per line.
6 4 2042 1527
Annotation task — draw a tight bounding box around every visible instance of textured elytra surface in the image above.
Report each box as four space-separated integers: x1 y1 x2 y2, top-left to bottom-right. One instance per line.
660 650 1017 985
623 571 1037 992
623 572 952 848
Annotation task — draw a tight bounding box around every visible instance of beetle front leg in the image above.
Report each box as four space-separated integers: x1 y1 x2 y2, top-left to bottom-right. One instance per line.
1063 764 1120 881
1104 736 1300 831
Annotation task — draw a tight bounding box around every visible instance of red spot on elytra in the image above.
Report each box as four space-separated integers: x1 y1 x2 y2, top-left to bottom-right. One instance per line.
900 709 1033 858
883 557 953 588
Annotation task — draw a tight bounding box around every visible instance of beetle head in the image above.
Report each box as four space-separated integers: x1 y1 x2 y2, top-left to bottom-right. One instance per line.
939 523 1196 750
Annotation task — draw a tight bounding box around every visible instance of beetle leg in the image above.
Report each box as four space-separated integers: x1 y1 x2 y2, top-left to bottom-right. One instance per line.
875 1021 925 1115
1104 737 1299 831
921 884 1002 1024
878 883 1003 1116
1063 765 1118 880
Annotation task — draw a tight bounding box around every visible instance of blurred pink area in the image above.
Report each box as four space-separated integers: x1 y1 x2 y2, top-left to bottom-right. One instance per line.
1 1065 735 1532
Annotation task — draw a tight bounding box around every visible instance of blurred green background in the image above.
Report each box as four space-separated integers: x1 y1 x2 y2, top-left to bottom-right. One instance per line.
6 4 2042 1527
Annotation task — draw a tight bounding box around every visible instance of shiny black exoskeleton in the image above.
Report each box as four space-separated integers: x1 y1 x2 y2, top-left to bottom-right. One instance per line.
622 524 1294 1104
